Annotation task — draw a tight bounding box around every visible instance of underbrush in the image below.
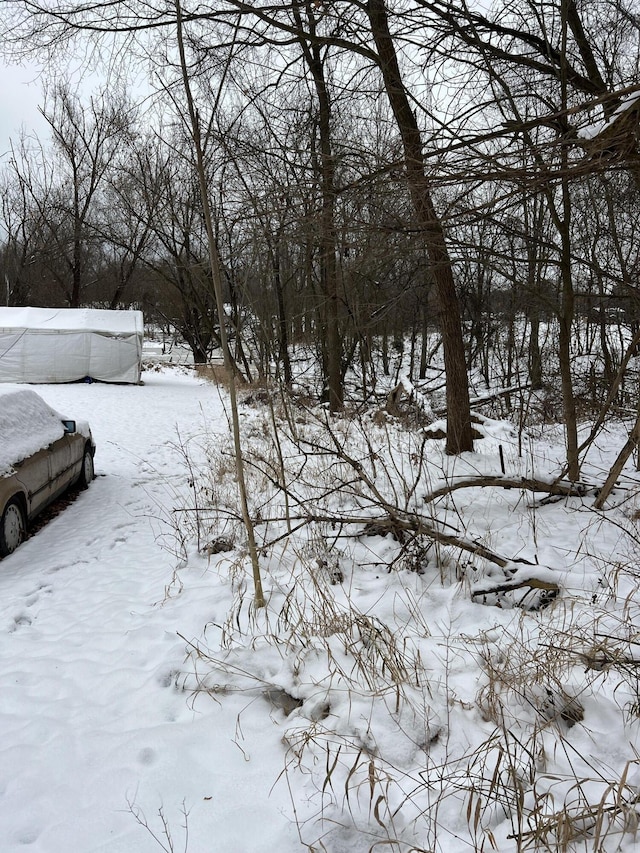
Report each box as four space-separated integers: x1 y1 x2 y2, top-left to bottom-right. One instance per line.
167 389 640 852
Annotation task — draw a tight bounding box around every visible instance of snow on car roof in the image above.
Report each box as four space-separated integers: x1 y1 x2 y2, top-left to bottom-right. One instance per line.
0 388 65 475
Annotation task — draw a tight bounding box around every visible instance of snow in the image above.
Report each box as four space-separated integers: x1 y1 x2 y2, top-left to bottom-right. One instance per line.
1 367 640 852
0 307 143 335
579 88 640 141
0 371 299 852
0 388 65 474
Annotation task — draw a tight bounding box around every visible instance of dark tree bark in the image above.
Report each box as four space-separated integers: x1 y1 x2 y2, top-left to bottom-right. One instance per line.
272 241 293 386
293 1 343 411
366 0 473 453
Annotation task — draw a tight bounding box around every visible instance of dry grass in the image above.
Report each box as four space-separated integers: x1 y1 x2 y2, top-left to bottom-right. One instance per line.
161 392 640 852
194 361 230 385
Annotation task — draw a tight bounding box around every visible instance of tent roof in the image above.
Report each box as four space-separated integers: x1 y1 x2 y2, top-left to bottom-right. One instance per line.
0 308 143 335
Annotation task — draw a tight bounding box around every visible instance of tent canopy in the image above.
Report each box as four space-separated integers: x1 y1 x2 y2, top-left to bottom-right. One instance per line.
0 308 144 384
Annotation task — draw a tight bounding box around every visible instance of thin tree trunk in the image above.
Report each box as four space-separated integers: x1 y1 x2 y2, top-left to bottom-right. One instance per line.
528 310 543 390
367 0 473 454
174 0 264 607
72 175 82 307
272 241 292 386
294 3 342 411
419 303 430 380
594 408 640 509
558 0 579 481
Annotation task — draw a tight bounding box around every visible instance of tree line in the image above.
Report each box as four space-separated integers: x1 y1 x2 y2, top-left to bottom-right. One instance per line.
1 0 640 468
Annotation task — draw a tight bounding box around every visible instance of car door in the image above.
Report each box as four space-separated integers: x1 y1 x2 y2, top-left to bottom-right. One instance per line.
47 433 78 498
13 448 53 517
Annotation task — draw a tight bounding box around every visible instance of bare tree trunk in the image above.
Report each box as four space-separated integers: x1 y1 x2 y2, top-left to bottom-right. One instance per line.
367 0 473 454
71 178 82 307
272 241 292 386
174 0 264 607
528 309 543 390
558 0 579 481
594 408 640 509
293 2 343 411
419 305 429 380
524 194 545 391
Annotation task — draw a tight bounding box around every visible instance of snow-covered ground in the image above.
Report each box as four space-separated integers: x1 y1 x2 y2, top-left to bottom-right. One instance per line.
0 370 299 853
2 367 640 853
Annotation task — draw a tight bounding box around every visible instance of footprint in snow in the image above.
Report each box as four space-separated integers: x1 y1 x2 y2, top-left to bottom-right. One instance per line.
137 747 157 766
9 613 32 632
16 826 42 845
23 584 53 608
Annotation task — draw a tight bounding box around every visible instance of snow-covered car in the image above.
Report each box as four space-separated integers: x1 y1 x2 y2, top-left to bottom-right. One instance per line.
0 389 96 557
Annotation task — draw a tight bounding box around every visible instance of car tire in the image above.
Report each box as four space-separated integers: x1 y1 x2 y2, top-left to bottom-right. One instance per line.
79 446 94 490
0 498 26 557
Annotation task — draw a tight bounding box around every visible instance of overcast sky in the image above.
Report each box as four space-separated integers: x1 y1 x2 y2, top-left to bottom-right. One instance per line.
0 61 48 157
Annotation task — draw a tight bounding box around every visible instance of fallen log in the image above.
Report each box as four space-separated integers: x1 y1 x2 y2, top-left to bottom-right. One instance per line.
361 514 560 605
361 513 529 569
424 476 589 505
471 575 560 599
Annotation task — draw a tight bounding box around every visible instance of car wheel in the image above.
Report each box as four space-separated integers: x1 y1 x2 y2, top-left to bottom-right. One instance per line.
0 498 26 557
79 446 94 490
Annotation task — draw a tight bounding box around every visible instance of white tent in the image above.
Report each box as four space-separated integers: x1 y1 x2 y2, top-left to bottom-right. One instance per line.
0 308 144 384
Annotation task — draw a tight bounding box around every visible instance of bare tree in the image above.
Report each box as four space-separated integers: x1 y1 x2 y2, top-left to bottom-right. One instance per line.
172 0 265 606
92 140 158 309
137 147 220 364
11 84 136 307
365 0 473 453
0 142 50 306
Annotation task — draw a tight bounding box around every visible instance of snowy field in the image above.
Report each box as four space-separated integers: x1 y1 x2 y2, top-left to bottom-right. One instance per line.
2 367 640 852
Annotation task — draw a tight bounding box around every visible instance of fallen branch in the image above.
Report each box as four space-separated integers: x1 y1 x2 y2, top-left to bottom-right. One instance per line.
424 476 590 505
469 383 532 409
362 514 560 603
360 513 530 569
431 382 531 416
471 575 560 599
